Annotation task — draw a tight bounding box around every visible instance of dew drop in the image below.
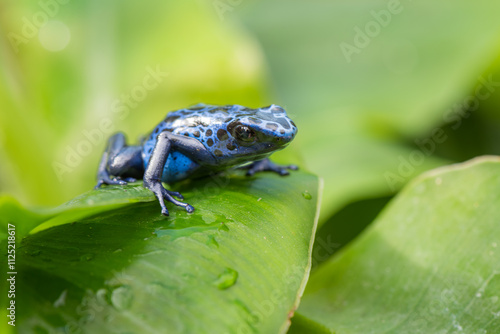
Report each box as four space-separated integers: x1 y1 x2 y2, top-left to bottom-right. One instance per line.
30 249 41 257
80 253 94 262
214 268 238 290
201 211 218 224
53 290 67 308
182 273 194 281
218 222 230 232
207 235 219 248
111 285 134 311
302 191 312 200
146 281 177 296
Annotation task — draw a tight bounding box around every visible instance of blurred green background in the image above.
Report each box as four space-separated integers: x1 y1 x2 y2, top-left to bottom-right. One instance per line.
2 0 500 238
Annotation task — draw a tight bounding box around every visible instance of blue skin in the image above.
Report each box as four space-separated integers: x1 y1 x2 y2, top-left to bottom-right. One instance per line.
95 104 298 215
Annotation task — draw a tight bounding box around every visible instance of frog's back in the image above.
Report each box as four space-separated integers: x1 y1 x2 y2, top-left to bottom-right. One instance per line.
148 103 245 136
141 104 248 183
142 103 242 150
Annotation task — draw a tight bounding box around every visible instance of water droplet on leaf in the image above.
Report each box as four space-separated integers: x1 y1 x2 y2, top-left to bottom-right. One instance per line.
207 235 219 248
214 268 238 289
80 253 94 262
111 285 133 311
53 290 67 308
302 191 312 200
30 250 41 256
218 222 230 232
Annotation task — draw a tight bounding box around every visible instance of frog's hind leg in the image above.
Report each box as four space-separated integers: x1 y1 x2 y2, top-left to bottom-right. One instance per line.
95 132 144 189
241 158 298 176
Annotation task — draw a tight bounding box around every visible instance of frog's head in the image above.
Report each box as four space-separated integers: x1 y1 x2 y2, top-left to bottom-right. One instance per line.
209 104 298 165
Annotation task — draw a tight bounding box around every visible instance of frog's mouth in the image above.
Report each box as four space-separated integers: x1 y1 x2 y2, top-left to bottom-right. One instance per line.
229 152 274 167
236 142 285 159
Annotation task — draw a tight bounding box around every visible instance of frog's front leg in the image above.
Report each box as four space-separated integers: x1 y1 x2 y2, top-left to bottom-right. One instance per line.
242 158 298 176
144 131 207 216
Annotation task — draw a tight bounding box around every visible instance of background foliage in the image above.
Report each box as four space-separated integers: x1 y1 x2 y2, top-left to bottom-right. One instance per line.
1 0 500 333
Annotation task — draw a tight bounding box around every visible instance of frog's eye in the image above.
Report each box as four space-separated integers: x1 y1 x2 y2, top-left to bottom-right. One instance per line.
234 125 256 143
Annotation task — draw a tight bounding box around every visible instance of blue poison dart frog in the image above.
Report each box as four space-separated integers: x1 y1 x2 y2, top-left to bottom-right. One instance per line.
95 104 298 216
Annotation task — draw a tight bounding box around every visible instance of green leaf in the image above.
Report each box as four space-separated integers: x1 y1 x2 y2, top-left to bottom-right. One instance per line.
239 0 500 219
287 313 333 334
1 170 320 334
291 156 500 333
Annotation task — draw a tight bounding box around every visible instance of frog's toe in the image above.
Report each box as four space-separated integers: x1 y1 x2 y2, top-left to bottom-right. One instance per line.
144 181 171 216
95 175 128 189
276 164 299 176
185 204 195 213
111 178 128 185
168 191 184 200
160 188 194 214
118 177 137 183
244 159 298 177
271 163 299 176
94 180 105 189
278 169 290 176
